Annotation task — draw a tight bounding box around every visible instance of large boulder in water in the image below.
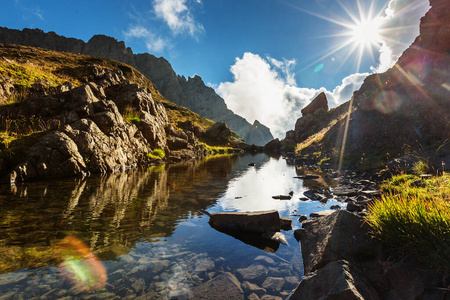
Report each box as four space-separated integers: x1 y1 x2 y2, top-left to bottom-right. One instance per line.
208 210 282 233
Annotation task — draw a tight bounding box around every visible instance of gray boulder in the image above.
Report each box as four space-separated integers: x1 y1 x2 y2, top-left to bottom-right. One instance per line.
300 210 376 274
289 260 378 300
208 210 282 233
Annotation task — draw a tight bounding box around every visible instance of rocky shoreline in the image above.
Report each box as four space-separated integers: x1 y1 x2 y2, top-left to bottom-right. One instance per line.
289 170 449 300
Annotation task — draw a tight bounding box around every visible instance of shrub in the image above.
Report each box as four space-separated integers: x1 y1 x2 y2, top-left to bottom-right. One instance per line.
147 149 165 160
412 159 432 175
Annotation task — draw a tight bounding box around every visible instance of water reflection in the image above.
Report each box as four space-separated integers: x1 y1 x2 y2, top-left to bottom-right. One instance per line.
0 154 248 273
211 226 280 253
0 153 343 299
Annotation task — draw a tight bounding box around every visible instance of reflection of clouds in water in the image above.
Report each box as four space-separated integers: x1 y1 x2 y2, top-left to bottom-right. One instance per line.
216 158 306 213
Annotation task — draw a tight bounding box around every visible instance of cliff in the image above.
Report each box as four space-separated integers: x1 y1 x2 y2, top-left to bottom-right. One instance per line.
286 0 450 170
0 28 274 145
0 44 242 183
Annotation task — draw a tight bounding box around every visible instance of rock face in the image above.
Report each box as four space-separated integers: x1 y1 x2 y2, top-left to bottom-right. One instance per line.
300 92 328 117
290 210 445 300
0 28 274 145
2 67 169 182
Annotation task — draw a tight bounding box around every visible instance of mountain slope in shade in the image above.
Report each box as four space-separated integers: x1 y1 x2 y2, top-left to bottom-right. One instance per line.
0 28 274 145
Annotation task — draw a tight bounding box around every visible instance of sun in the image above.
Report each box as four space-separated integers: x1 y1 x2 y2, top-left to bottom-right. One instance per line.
291 0 388 73
350 17 382 48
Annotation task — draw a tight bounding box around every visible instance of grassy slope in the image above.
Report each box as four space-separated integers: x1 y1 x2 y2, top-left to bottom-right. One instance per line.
0 43 215 130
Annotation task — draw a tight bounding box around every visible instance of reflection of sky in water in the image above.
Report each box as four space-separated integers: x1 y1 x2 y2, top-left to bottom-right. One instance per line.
213 156 344 219
216 157 305 213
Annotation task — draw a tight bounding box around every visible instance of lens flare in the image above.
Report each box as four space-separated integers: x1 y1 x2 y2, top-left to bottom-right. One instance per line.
314 63 324 72
57 235 107 290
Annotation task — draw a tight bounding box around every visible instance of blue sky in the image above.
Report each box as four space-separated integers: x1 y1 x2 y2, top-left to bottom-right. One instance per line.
1 0 430 137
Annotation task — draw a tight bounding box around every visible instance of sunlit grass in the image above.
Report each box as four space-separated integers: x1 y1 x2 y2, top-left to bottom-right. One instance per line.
197 142 233 154
147 148 165 160
122 106 141 126
295 112 348 154
367 173 450 271
0 60 69 90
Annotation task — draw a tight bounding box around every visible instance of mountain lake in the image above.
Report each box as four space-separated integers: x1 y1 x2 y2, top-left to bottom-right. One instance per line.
0 153 345 299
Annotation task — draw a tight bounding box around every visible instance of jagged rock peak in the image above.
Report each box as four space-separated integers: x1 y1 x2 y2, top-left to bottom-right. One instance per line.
301 92 328 117
86 35 133 55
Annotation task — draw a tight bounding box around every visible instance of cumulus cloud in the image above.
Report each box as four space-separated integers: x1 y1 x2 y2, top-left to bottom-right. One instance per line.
217 53 368 139
153 0 204 37
326 73 368 107
375 0 430 72
124 25 169 53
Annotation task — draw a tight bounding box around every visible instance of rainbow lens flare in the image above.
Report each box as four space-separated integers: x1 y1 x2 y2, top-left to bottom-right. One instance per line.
57 235 107 290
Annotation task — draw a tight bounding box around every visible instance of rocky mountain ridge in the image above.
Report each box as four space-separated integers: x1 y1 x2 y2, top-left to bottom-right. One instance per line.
0 44 245 183
0 27 274 145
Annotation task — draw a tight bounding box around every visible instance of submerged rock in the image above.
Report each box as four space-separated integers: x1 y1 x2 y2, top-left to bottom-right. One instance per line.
190 272 244 300
293 175 319 180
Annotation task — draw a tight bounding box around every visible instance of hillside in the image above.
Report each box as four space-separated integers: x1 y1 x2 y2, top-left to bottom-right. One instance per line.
0 27 274 146
0 44 243 183
284 0 450 172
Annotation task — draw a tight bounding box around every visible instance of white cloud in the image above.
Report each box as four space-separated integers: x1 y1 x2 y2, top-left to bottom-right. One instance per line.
153 0 204 37
374 0 430 72
217 53 368 139
124 25 169 53
326 73 368 107
33 7 45 21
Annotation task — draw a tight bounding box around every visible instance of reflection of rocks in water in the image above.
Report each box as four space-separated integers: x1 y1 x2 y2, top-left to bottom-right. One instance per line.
211 226 280 253
295 166 336 191
75 168 171 254
140 168 170 228
63 179 86 221
85 168 170 228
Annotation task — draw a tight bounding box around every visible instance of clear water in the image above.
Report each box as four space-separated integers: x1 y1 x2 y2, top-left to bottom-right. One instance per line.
0 153 343 299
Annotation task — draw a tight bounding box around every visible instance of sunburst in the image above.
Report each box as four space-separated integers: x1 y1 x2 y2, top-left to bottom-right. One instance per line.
287 0 388 73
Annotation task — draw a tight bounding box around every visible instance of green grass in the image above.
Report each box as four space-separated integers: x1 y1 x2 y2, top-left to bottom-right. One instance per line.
379 174 450 200
147 148 165 160
317 157 330 166
412 159 432 175
122 106 141 126
367 173 450 271
197 142 233 154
